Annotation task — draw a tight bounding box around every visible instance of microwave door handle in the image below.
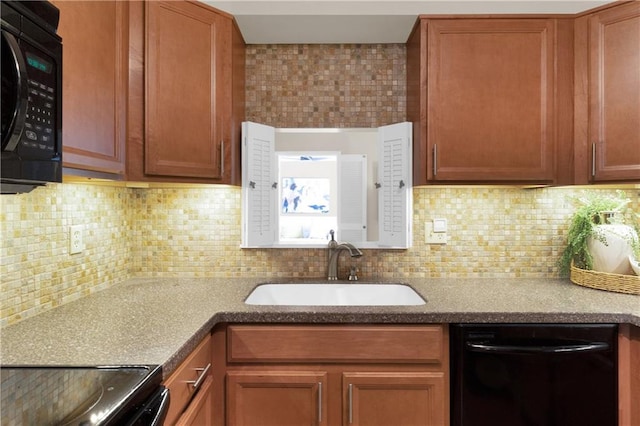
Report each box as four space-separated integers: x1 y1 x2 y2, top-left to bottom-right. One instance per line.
466 341 610 354
1 30 29 152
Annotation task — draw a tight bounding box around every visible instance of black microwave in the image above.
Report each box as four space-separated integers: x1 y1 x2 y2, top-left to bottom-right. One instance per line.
1 0 62 194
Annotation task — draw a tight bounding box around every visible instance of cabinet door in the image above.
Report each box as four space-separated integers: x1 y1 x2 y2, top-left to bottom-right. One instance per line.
427 19 556 182
175 375 214 426
588 2 640 182
343 372 446 426
145 1 229 179
226 371 327 426
54 1 127 175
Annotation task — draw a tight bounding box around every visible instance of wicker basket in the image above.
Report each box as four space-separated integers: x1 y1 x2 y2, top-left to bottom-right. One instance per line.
570 262 640 295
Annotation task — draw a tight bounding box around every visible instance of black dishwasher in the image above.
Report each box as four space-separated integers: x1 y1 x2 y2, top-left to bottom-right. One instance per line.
451 324 617 426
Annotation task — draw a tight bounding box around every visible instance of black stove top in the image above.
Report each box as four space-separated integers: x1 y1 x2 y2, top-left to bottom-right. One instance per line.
1 365 163 426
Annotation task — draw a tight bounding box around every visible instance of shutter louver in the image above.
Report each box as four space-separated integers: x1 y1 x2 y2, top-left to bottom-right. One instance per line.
241 122 276 247
378 122 412 247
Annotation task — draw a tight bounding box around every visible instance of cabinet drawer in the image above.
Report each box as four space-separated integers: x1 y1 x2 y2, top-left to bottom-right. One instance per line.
164 334 212 425
227 325 444 364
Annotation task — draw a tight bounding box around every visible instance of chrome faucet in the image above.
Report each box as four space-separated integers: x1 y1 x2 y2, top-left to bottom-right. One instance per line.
327 230 363 280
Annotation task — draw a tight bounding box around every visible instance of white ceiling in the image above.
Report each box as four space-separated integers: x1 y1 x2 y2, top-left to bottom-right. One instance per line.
204 0 613 44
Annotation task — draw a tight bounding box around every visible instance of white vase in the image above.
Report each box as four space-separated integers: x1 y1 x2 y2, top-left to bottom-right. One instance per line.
587 224 637 275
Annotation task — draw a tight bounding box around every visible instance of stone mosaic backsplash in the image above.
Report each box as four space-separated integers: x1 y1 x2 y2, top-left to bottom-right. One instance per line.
1 184 132 327
1 183 638 327
245 44 406 128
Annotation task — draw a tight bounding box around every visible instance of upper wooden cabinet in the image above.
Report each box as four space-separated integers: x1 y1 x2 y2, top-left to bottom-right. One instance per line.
407 17 574 185
575 1 640 183
127 0 244 184
54 1 128 177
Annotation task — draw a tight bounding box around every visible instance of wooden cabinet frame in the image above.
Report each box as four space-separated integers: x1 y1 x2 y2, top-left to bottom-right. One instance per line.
344 372 446 426
574 1 640 183
407 16 574 185
214 323 449 426
55 1 129 176
164 334 214 425
126 0 244 185
618 324 640 426
226 371 328 426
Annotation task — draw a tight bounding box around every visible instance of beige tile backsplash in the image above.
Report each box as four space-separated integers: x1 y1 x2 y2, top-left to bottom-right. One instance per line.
1 44 638 326
1 184 132 326
2 184 637 326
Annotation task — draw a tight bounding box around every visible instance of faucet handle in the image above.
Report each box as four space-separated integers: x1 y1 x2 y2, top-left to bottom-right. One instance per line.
348 266 359 281
328 229 338 249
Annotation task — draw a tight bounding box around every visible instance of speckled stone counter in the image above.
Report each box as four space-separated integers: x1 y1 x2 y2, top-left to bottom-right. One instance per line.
1 277 638 379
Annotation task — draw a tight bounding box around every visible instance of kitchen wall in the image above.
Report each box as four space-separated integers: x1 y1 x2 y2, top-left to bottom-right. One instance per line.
1 44 638 327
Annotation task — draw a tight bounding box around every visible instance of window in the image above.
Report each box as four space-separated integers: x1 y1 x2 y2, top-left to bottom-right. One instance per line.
241 122 412 248
279 154 337 243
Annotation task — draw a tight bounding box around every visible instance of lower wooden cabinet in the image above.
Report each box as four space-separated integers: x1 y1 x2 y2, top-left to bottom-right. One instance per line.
225 369 445 426
227 371 327 426
163 334 213 425
175 375 214 426
216 324 449 426
345 372 446 426
619 324 640 426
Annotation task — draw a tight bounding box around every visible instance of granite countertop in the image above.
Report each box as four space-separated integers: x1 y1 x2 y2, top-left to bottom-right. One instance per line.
1 277 638 379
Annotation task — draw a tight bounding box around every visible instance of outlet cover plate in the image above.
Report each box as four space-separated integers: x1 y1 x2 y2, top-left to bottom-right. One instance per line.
70 225 83 254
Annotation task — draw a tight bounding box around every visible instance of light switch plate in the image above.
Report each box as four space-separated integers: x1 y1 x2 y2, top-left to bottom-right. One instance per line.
433 218 447 233
425 222 447 244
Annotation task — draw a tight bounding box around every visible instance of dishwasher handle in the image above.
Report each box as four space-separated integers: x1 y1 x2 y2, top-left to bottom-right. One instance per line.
466 341 610 354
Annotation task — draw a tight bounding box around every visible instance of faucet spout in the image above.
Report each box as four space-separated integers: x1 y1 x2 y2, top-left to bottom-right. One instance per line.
327 242 363 280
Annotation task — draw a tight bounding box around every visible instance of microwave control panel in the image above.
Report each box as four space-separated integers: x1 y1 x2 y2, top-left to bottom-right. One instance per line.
20 43 58 159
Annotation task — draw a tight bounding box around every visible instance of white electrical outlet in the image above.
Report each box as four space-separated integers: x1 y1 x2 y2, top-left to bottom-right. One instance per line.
69 225 83 254
425 220 447 244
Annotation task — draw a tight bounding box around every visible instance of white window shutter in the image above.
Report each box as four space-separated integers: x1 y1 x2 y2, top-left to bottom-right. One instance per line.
241 122 276 247
378 122 412 247
339 154 367 242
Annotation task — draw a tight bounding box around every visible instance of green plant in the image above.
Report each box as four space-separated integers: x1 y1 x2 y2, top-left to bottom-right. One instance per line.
558 191 639 277
628 210 640 260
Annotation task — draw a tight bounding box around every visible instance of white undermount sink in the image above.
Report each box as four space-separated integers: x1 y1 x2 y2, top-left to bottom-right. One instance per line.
244 283 426 306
